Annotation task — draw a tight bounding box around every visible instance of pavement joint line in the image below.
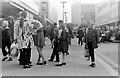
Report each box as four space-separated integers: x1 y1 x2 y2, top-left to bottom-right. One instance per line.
96 54 118 76
95 52 118 68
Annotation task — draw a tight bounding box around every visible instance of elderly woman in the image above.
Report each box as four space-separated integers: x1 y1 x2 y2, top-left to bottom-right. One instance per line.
14 11 34 69
2 20 12 61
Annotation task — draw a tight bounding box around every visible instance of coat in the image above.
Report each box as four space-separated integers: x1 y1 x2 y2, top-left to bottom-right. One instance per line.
57 28 69 52
49 26 56 40
14 18 34 49
84 28 99 49
77 29 84 38
2 26 11 46
0 26 3 48
8 22 14 41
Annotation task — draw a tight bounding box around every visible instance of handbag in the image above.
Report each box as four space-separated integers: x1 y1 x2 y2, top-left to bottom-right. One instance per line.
10 42 19 57
84 49 90 57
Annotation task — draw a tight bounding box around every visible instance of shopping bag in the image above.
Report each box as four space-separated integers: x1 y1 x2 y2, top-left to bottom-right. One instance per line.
84 49 89 57
10 42 19 57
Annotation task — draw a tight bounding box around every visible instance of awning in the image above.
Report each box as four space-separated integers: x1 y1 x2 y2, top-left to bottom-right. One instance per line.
2 2 22 18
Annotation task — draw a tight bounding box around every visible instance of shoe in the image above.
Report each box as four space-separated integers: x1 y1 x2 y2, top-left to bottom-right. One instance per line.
43 61 47 65
2 57 8 61
23 65 31 69
62 63 66 65
36 62 43 65
66 52 69 55
55 64 62 66
29 64 33 66
29 62 33 66
7 57 13 61
89 63 95 67
48 59 53 62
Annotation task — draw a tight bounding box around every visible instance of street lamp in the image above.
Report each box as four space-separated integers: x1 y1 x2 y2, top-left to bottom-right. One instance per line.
60 2 67 23
64 12 67 23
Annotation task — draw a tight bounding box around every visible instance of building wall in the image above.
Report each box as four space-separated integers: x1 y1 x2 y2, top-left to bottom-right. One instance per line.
95 0 118 27
118 1 120 22
81 4 95 24
71 3 81 25
34 0 51 19
71 2 95 26
49 0 58 22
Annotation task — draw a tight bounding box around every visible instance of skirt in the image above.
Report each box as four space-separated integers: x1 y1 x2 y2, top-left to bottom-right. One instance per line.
33 32 45 48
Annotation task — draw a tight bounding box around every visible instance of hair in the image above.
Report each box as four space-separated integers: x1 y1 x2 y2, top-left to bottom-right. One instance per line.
33 15 39 20
19 11 27 28
59 20 63 23
54 23 57 26
79 26 81 29
2 20 8 27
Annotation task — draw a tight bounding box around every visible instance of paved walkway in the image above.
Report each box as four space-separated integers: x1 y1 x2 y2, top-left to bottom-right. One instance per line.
2 38 118 76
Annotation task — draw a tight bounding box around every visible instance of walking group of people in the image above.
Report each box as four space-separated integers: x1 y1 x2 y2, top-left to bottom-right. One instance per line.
1 10 100 69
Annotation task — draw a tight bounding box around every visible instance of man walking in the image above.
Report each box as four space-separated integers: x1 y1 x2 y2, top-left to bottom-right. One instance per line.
48 23 59 62
77 27 84 45
84 24 99 67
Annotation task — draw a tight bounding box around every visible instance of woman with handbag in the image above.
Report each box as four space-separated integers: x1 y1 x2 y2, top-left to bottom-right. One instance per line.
14 11 34 69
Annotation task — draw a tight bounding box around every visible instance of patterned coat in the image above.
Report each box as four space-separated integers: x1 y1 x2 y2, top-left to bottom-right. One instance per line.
14 18 34 49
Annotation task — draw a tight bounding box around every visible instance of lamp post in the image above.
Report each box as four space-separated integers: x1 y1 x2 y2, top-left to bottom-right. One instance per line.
60 2 67 23
64 12 67 23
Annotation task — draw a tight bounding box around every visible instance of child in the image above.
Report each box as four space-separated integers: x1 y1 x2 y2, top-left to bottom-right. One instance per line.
2 20 12 61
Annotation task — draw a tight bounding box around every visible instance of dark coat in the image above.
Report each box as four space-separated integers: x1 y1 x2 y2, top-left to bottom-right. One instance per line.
84 28 99 49
0 26 3 48
50 26 56 40
77 29 84 38
8 22 14 41
2 27 11 46
57 28 69 52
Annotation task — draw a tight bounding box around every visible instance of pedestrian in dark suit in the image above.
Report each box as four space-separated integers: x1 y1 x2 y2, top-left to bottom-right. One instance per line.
48 23 59 62
84 25 99 67
77 27 84 45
